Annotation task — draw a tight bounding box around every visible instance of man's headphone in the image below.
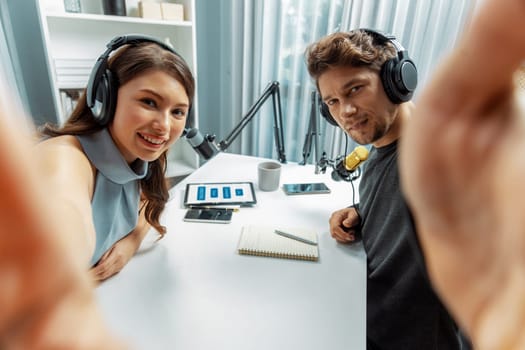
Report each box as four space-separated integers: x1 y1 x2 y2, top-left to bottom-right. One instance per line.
86 34 190 126
319 28 418 127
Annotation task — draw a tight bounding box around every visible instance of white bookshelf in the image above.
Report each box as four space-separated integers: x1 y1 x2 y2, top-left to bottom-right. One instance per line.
37 0 199 177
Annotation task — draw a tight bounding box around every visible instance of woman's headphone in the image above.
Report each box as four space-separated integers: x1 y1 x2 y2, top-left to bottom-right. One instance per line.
320 28 418 126
86 34 189 126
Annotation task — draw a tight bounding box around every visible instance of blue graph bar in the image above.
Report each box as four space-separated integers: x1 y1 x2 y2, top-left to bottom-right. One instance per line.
197 186 206 200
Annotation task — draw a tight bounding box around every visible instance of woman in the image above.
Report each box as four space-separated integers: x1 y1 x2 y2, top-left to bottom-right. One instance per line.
37 36 195 281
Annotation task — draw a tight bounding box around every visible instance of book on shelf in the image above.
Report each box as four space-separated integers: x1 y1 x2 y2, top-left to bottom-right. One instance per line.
54 58 94 88
56 75 89 86
237 225 319 262
55 67 92 76
54 58 95 68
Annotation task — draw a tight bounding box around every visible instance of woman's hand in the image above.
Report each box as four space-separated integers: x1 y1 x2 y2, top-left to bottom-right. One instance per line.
90 233 142 282
91 202 151 282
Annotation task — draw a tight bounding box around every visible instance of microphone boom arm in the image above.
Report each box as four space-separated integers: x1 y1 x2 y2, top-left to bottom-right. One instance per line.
300 91 321 171
218 81 287 163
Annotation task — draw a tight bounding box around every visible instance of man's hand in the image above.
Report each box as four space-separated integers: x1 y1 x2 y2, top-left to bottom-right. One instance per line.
329 207 360 243
400 0 525 348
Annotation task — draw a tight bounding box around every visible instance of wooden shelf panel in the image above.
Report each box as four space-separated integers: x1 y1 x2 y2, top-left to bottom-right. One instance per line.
46 12 192 27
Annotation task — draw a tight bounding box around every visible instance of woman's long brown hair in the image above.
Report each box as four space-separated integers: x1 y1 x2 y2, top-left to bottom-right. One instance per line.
40 42 195 237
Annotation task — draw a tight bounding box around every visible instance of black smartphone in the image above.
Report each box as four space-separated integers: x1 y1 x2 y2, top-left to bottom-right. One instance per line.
282 182 331 195
183 208 233 224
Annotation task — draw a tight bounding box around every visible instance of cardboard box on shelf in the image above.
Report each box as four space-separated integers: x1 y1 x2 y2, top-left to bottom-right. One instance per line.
138 1 162 20
161 3 184 21
43 0 65 12
64 0 81 13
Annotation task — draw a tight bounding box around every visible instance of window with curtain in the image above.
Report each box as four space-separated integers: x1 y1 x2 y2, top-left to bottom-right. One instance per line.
197 0 475 164
0 1 30 121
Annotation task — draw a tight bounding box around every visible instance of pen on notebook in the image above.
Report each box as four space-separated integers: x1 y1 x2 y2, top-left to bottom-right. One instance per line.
188 205 240 211
274 229 318 246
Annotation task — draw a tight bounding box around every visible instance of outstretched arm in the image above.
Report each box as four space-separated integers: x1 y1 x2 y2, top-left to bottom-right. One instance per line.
0 98 125 348
400 0 525 348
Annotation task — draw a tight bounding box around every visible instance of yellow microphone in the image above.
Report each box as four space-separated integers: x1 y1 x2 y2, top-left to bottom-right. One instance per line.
332 146 369 181
344 145 369 171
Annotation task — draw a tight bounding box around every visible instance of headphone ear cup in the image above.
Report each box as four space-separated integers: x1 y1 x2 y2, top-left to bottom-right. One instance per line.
380 58 403 104
380 56 417 104
92 69 118 125
320 102 339 127
393 57 417 102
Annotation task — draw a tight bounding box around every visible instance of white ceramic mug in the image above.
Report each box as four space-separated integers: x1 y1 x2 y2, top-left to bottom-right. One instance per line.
257 161 281 191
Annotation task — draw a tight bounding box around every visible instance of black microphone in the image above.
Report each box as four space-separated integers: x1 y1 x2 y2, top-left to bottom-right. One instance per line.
331 146 369 181
183 127 218 160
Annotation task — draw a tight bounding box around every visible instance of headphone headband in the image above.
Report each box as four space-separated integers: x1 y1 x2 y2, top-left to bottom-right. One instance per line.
105 34 177 54
86 34 186 126
86 34 180 112
359 28 405 52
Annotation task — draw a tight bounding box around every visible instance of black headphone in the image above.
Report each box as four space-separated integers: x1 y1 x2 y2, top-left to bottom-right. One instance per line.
86 34 190 126
320 28 418 127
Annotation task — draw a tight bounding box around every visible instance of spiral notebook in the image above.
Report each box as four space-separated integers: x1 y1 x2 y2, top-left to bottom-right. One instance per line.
237 225 319 261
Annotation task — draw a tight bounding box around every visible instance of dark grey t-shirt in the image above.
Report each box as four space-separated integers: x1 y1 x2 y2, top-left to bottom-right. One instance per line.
358 141 462 349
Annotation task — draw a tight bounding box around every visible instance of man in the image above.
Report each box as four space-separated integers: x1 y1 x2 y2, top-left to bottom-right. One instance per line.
400 0 525 348
305 29 468 349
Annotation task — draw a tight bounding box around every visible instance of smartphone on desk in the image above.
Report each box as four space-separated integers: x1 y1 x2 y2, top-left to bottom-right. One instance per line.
282 182 331 195
183 208 233 224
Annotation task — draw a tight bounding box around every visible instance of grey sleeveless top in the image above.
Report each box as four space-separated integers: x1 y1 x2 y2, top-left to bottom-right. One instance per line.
77 129 148 266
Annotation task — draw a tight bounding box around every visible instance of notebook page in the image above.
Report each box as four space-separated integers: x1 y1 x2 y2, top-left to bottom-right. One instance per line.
237 225 318 261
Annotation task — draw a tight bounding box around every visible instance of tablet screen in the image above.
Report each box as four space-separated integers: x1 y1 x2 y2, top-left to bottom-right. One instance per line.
184 182 257 207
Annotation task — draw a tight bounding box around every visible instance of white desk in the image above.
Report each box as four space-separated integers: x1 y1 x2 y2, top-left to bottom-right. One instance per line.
96 153 366 350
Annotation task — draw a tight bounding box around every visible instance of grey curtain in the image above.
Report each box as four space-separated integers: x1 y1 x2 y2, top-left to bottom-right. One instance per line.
197 0 475 163
0 0 29 117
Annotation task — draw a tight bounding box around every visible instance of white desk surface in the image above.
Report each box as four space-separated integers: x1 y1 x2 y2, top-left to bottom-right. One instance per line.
96 152 366 350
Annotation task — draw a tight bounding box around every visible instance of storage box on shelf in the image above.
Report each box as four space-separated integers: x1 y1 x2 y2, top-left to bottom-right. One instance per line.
161 3 184 21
